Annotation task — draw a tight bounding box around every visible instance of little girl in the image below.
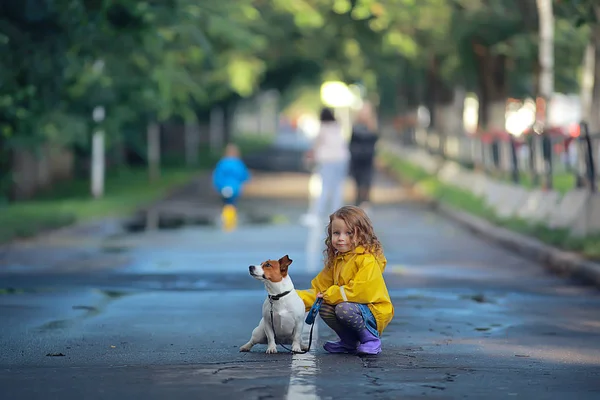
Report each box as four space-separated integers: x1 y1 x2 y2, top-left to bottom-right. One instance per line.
297 205 394 355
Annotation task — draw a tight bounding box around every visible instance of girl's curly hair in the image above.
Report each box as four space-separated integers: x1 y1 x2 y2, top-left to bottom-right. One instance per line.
323 205 383 269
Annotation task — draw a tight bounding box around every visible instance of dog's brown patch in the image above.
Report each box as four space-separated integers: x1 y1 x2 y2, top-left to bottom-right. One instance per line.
262 255 293 282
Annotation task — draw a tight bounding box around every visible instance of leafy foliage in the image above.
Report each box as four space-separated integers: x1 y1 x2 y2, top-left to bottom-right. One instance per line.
0 0 596 156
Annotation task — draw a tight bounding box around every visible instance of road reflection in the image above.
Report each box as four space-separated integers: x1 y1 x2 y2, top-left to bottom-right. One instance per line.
305 171 324 273
305 223 323 274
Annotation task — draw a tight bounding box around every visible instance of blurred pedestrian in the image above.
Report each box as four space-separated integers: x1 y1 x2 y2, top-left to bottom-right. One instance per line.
212 143 250 230
300 107 350 226
349 101 379 214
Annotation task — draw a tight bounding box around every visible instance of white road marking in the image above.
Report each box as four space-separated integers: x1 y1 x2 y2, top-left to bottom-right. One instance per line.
286 320 320 400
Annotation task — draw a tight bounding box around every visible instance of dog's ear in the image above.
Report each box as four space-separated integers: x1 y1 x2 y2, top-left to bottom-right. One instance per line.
278 255 293 276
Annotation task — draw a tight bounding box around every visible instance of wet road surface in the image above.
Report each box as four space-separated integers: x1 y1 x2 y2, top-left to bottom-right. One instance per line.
1 173 599 399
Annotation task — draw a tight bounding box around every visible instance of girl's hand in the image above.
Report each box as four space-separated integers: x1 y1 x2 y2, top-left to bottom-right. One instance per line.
316 292 324 299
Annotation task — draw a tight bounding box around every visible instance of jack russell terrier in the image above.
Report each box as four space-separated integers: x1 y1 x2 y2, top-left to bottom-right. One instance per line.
240 255 307 354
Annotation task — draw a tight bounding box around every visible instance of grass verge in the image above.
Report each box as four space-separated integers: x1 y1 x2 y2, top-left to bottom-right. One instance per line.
233 133 275 154
491 170 576 195
0 135 274 243
379 151 600 260
0 167 196 243
447 159 576 194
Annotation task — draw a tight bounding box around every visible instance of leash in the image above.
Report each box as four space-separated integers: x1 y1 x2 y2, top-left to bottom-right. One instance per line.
269 293 322 354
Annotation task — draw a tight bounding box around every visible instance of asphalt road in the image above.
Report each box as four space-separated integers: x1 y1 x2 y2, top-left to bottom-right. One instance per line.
1 174 599 399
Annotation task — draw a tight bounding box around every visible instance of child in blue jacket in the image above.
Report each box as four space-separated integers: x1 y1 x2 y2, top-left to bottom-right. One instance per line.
212 144 250 207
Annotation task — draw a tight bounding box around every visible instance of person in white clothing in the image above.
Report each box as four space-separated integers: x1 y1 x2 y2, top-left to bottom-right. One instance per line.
301 107 350 226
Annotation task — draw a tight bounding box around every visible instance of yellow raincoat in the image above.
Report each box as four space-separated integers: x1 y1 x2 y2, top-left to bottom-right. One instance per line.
296 246 394 334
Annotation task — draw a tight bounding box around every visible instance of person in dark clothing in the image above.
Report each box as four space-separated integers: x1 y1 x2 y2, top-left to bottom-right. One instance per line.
349 102 379 212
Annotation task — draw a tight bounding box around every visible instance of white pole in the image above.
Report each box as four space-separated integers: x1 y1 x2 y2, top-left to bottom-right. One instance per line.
91 105 106 198
91 130 105 198
90 60 106 198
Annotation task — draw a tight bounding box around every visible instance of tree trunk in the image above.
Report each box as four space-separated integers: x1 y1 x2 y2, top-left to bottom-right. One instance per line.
111 137 126 168
536 0 554 123
223 103 234 145
589 23 600 134
184 120 200 167
536 0 554 189
425 55 455 155
147 122 161 182
209 107 225 154
425 56 455 128
424 55 438 129
0 132 11 201
473 42 508 131
433 84 456 136
581 41 594 124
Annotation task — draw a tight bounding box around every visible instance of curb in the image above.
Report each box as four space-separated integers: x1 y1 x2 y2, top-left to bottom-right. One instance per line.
435 202 600 288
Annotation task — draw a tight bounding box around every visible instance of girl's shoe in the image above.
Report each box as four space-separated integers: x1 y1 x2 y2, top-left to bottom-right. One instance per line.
356 328 381 355
323 331 359 354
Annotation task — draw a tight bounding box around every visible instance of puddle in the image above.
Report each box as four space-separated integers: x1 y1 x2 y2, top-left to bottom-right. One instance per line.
398 294 438 302
156 261 173 269
0 287 55 295
39 319 71 330
98 289 130 299
123 211 214 232
459 293 496 304
473 323 507 333
37 289 134 332
122 210 285 233
245 213 286 225
0 288 26 295
101 244 129 254
135 279 211 290
72 305 98 312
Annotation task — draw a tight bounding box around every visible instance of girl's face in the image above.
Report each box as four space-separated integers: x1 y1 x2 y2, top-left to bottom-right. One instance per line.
331 218 354 253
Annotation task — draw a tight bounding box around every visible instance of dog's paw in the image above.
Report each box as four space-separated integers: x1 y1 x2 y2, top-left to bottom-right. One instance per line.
239 343 252 352
292 344 303 353
266 345 278 354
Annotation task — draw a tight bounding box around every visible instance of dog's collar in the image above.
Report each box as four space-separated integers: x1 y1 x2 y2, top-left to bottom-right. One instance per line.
268 290 292 301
